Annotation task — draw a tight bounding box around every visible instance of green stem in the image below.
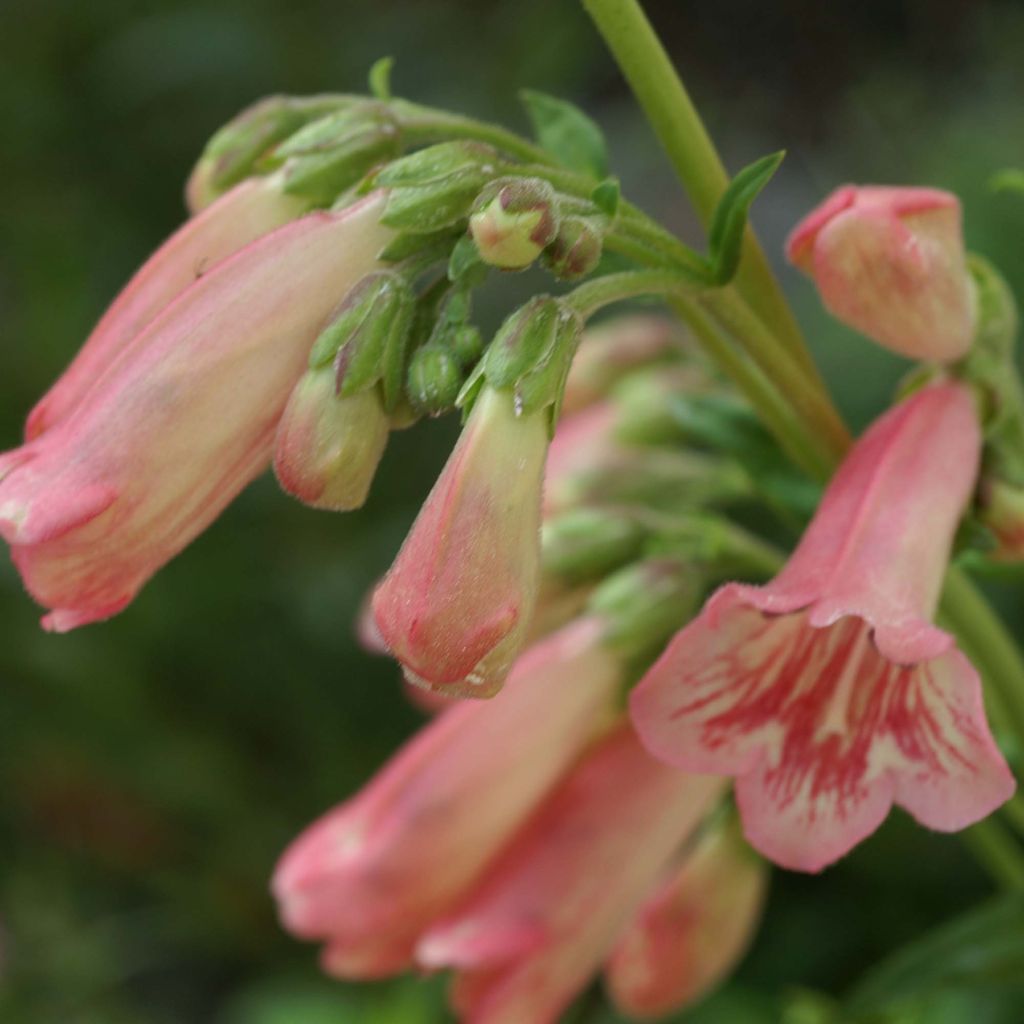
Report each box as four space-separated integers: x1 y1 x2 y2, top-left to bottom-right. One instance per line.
961 816 1024 890
701 287 852 463
564 269 702 317
940 568 1024 744
580 0 814 375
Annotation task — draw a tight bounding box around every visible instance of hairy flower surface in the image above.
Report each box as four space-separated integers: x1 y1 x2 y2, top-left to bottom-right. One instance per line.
787 185 976 362
272 618 622 976
26 174 306 439
418 723 724 1024
631 383 1014 871
372 387 548 697
0 194 391 631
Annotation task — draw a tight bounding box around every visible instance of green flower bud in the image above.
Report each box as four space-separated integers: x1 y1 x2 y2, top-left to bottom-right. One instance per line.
588 559 703 661
407 345 465 416
541 508 648 584
451 324 484 366
469 178 559 269
544 215 604 280
186 94 347 212
307 271 415 411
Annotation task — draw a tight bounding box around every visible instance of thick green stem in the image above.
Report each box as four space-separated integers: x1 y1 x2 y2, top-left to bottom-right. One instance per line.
580 0 814 374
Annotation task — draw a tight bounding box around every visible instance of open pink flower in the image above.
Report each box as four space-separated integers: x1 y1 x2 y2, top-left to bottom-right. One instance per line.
606 821 768 1018
631 382 1015 871
272 618 622 977
418 723 724 1024
0 194 391 631
787 186 976 362
26 174 306 440
371 387 548 698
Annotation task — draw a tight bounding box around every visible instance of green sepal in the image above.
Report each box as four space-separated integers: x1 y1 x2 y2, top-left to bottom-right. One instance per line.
376 227 465 264
373 140 497 187
448 234 488 284
406 344 466 416
706 150 785 285
520 89 609 179
368 56 394 101
381 180 487 233
541 508 648 584
591 177 621 218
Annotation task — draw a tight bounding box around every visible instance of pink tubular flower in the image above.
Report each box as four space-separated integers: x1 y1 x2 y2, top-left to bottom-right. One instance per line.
0 194 391 631
272 618 622 976
418 723 725 1024
630 382 1015 872
786 185 976 362
605 821 768 1018
26 174 307 440
371 387 548 698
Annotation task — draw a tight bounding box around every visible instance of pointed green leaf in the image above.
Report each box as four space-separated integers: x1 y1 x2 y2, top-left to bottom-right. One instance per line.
368 56 394 101
706 150 785 285
591 177 621 218
520 89 608 178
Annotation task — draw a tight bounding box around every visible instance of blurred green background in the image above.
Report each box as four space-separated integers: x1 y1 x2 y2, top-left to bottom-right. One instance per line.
2 1 1024 1021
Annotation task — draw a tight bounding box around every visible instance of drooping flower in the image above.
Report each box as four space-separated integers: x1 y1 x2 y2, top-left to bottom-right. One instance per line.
371 386 549 697
0 194 392 631
605 818 768 1018
26 174 307 440
630 382 1015 871
418 723 724 1024
787 185 976 362
272 618 622 976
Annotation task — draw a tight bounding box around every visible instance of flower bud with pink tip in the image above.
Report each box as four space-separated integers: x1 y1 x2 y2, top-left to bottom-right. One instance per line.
271 617 623 975
787 186 976 362
417 724 725 1024
605 818 768 1018
630 382 1014 872
26 173 308 440
0 194 392 631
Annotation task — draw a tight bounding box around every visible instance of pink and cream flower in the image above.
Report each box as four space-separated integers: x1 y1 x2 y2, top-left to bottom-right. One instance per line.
630 382 1015 871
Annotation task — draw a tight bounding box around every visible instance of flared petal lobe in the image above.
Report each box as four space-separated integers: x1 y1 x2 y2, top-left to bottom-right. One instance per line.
631 384 1015 871
786 185 976 362
27 175 307 439
418 724 724 1024
371 387 548 697
0 194 392 630
272 618 622 973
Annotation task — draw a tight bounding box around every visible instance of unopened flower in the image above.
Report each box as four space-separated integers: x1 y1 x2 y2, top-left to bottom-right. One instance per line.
418 723 724 1024
371 386 548 697
0 194 392 631
26 174 307 440
606 819 768 1018
273 368 390 511
469 178 559 270
787 185 976 362
631 383 1014 871
272 618 622 976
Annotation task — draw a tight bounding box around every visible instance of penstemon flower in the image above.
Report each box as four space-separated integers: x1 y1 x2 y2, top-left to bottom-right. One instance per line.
0 194 392 631
630 382 1015 871
787 185 976 362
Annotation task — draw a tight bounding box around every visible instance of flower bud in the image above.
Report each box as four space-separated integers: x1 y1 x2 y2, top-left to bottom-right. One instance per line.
541 508 648 585
274 105 401 205
469 178 558 269
371 387 548 697
375 142 499 233
606 819 768 1018
786 185 976 362
406 345 465 416
980 478 1024 561
544 214 604 280
273 368 389 511
186 94 345 212
308 271 415 412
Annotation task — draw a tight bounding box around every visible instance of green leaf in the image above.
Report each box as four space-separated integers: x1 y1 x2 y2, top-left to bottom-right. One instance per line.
520 89 609 178
368 56 394 100
448 233 487 284
845 896 1024 1019
706 150 785 285
591 177 621 217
